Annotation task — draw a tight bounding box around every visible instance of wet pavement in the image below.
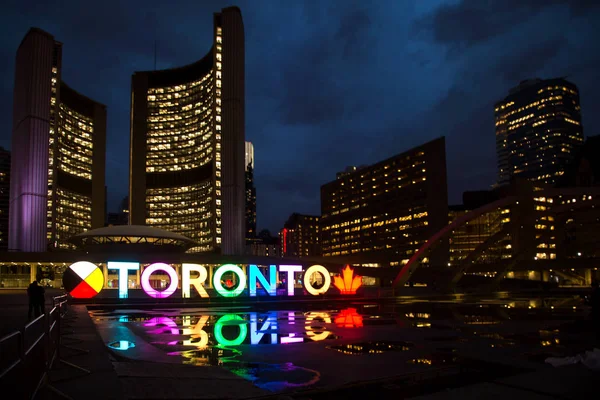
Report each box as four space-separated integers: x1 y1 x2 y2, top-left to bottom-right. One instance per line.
88 295 600 397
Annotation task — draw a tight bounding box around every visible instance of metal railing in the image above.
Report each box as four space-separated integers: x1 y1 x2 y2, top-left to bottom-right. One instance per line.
0 293 78 399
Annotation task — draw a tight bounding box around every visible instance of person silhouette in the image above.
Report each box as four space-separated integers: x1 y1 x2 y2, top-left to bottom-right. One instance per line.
27 280 45 320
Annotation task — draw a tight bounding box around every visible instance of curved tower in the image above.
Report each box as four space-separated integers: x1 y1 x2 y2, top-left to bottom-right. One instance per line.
130 7 245 254
9 28 106 252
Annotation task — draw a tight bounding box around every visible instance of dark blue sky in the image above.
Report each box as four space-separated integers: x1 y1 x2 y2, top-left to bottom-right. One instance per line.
1 0 599 234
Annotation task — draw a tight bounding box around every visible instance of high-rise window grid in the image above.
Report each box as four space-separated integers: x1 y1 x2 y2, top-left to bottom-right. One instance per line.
495 79 583 186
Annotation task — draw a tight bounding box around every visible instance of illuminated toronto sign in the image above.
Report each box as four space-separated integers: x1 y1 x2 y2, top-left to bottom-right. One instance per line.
63 262 362 299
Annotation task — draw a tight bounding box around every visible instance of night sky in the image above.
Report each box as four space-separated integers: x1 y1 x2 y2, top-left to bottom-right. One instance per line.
0 0 598 234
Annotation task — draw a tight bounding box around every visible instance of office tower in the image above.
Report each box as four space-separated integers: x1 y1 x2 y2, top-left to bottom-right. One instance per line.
320 137 448 267
0 147 10 251
495 78 584 186
280 213 320 258
9 28 106 252
129 7 245 254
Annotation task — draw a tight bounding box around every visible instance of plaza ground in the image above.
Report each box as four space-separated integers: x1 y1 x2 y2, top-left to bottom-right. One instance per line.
1 289 599 399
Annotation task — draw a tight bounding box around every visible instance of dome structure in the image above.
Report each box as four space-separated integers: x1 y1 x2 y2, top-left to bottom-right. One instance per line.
69 225 197 253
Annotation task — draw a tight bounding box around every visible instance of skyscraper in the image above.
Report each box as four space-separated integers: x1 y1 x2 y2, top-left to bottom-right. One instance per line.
245 141 256 241
0 147 10 251
9 28 106 252
281 213 320 258
129 7 245 254
495 78 584 186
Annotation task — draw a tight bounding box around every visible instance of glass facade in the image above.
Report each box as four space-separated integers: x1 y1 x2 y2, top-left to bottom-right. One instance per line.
140 27 225 253
48 93 97 250
448 206 508 265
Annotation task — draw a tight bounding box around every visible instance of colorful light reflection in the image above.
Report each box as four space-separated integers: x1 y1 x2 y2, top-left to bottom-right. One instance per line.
213 314 248 346
138 310 355 347
334 308 364 328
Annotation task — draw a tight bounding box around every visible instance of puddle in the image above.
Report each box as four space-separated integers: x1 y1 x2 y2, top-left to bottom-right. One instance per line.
223 361 320 392
108 340 136 350
426 336 461 342
436 347 458 353
169 346 242 366
328 341 413 355
408 352 460 366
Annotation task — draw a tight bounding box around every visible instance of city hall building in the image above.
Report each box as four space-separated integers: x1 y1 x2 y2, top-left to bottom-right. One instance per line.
129 7 246 256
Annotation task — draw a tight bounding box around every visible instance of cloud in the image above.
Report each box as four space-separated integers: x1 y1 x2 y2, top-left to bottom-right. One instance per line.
415 0 600 50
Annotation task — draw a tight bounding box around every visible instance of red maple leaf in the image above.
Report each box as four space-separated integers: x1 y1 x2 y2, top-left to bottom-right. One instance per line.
333 265 362 295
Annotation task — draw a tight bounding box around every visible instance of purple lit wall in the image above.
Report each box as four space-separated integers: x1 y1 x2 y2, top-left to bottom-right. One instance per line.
8 28 106 252
9 29 57 252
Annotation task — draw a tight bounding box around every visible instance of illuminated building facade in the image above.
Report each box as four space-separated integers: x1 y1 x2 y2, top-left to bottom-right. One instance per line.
281 214 320 258
9 28 106 252
320 137 448 267
245 141 256 242
448 191 508 266
130 7 245 254
0 147 10 251
495 78 584 186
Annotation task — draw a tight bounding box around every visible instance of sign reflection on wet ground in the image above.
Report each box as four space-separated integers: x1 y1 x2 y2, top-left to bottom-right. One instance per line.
90 296 596 393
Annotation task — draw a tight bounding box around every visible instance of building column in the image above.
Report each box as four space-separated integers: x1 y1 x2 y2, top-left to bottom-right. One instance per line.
542 270 550 282
136 268 141 289
585 268 593 286
102 263 108 288
30 264 37 283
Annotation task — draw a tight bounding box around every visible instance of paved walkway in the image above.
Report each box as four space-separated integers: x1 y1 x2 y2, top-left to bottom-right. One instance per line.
36 304 268 399
38 304 125 399
4 289 597 399
0 288 64 337
408 364 599 400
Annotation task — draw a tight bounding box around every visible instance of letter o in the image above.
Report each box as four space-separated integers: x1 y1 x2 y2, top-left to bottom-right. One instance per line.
141 263 179 299
303 265 331 295
213 264 247 297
